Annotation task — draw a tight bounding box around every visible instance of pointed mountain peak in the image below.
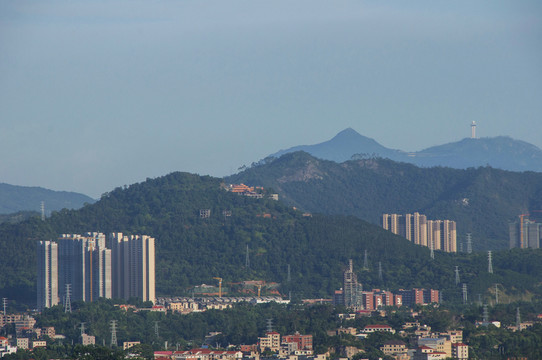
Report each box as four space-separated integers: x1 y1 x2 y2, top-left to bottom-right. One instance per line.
333 128 363 139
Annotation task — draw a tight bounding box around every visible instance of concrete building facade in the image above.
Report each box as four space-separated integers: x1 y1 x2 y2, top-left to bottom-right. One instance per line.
37 241 59 310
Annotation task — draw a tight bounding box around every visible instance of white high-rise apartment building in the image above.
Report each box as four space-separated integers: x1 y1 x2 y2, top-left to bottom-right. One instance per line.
36 241 59 310
109 233 155 304
57 233 111 303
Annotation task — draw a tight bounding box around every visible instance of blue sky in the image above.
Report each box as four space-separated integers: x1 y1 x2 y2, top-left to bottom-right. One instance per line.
1 1 541 198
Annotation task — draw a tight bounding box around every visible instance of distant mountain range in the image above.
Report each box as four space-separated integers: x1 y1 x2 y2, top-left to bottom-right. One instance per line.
228 151 542 251
269 128 542 173
0 183 95 215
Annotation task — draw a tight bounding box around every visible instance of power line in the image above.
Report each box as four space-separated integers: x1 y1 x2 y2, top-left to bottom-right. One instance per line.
65 284 72 313
110 320 118 348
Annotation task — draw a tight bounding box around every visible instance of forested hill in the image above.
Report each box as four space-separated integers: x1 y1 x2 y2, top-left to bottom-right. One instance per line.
227 152 542 251
0 183 95 214
2 171 542 308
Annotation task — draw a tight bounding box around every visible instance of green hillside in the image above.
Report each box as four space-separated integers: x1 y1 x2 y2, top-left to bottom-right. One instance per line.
227 152 542 250
1 171 542 308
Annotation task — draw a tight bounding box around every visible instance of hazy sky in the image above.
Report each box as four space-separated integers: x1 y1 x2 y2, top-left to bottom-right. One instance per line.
1 1 541 198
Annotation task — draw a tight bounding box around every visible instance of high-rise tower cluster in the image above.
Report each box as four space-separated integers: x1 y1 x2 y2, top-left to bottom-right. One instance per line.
509 215 541 249
37 232 155 310
382 213 457 253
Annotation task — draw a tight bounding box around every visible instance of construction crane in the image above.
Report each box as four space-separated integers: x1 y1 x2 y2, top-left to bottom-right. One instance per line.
213 277 223 298
257 284 262 297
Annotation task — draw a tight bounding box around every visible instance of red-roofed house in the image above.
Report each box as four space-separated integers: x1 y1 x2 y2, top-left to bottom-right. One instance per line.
154 351 173 359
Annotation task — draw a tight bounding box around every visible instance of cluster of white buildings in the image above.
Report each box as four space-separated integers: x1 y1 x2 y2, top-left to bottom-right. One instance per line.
37 232 155 310
383 213 457 253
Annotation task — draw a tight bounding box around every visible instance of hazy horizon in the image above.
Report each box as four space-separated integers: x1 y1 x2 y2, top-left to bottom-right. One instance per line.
1 1 541 198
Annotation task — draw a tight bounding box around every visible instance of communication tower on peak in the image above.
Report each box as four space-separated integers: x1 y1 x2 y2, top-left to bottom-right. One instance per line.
471 121 477 139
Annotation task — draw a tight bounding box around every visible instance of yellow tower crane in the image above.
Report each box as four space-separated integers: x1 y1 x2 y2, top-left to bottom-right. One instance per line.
213 277 223 298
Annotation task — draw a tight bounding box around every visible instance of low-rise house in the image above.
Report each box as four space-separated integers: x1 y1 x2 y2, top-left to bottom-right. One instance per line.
172 349 242 360
81 334 95 346
380 340 407 356
124 341 141 350
362 324 395 334
451 343 468 359
16 338 29 350
32 340 47 348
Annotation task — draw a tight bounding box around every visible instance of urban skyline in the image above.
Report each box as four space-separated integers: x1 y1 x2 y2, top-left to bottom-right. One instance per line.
36 232 155 310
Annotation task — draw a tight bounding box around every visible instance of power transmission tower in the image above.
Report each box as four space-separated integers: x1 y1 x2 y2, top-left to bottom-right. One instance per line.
516 307 521 329
455 266 460 286
363 250 368 270
65 284 72 313
155 321 160 338
462 283 468 304
430 240 435 260
80 323 86 337
245 245 250 269
2 298 7 316
488 251 493 274
266 318 273 333
483 304 488 324
478 294 482 306
378 262 383 281
110 320 118 348
459 242 463 253
495 284 499 305
466 233 472 254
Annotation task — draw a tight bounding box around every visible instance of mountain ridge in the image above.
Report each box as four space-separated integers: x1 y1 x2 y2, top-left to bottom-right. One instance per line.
268 128 542 173
0 183 95 215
